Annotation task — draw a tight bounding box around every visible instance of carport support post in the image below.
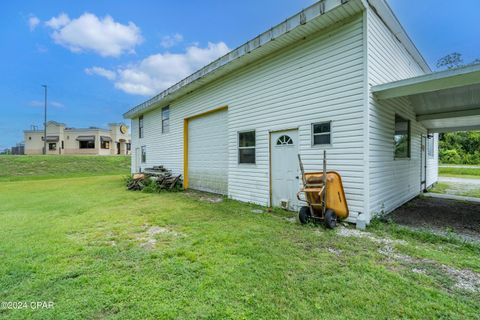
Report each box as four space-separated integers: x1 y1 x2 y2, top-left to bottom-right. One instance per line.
183 118 189 189
42 85 47 155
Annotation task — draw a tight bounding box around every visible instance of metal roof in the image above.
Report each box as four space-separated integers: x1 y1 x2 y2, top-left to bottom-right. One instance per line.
123 0 430 119
372 64 480 133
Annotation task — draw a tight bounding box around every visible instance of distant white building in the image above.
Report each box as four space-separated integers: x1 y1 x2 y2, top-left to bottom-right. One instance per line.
24 121 131 156
123 0 480 223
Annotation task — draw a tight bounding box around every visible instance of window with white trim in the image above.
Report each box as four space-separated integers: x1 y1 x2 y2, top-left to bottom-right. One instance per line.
238 131 255 164
162 106 170 134
139 115 144 138
428 135 434 158
141 146 147 163
312 122 331 145
394 114 410 159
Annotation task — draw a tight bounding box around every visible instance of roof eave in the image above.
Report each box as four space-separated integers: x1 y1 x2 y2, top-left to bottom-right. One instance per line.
372 64 480 99
123 0 366 119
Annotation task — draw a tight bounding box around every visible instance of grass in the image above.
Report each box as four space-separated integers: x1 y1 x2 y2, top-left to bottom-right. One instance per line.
430 182 449 194
0 155 130 182
0 157 479 319
439 166 480 179
431 182 480 198
435 165 480 198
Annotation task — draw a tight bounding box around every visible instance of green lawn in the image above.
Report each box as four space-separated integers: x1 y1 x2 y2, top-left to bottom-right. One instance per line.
0 155 130 182
439 166 480 179
0 159 479 319
431 182 480 198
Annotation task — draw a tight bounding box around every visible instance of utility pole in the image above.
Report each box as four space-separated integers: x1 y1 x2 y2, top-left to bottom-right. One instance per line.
42 85 47 155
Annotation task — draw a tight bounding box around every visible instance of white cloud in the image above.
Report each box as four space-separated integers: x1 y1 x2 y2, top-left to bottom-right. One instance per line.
160 33 183 48
29 100 64 108
36 44 48 53
87 42 230 96
28 15 40 31
85 66 117 80
50 101 65 108
45 13 142 57
45 13 70 29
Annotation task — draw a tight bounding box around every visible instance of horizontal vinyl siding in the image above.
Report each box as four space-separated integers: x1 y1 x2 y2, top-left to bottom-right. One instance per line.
367 9 429 215
133 15 366 214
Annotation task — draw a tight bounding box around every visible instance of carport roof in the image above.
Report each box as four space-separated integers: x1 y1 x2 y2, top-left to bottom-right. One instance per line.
372 64 480 133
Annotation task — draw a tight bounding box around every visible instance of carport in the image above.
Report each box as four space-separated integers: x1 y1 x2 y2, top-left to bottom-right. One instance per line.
372 64 480 133
373 64 480 239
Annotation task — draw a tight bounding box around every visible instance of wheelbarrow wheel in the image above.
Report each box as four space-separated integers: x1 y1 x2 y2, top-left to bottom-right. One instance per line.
299 206 311 224
324 209 337 229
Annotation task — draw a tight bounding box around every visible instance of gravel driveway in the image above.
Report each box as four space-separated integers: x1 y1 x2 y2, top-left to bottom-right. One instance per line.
439 176 480 185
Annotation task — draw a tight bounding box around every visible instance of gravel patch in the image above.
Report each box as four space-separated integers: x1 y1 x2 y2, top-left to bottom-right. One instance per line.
440 265 480 292
327 247 342 255
337 227 480 293
337 227 407 246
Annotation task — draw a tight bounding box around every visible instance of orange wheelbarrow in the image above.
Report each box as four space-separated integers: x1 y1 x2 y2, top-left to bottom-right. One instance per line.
297 151 349 228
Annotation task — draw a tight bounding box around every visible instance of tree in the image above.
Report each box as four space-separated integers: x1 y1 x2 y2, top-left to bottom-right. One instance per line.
436 52 480 70
436 53 480 164
436 52 464 70
439 131 480 164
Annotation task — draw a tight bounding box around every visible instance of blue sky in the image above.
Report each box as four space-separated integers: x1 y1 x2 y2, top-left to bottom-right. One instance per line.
0 0 479 150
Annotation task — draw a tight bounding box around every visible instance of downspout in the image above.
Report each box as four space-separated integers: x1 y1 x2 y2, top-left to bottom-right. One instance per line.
361 0 371 224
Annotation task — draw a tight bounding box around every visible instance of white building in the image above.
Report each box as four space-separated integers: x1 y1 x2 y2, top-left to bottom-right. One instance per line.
124 0 480 223
24 121 131 156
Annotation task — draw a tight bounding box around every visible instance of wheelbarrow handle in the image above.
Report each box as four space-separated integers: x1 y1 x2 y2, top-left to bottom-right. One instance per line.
296 191 304 202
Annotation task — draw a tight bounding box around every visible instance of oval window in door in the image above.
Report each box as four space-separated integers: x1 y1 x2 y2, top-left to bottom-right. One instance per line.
276 135 293 146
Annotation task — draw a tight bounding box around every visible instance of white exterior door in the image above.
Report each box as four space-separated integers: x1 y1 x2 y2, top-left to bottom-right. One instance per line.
188 109 228 194
271 130 299 210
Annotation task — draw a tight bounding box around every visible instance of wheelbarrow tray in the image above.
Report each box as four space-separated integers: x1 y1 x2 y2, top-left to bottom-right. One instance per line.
302 171 349 219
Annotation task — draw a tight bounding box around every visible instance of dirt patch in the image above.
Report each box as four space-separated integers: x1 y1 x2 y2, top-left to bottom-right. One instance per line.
284 217 296 223
387 197 480 241
136 225 181 249
185 190 224 203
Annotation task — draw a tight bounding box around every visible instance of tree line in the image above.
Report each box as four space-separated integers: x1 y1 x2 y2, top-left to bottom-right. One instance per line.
436 53 480 164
